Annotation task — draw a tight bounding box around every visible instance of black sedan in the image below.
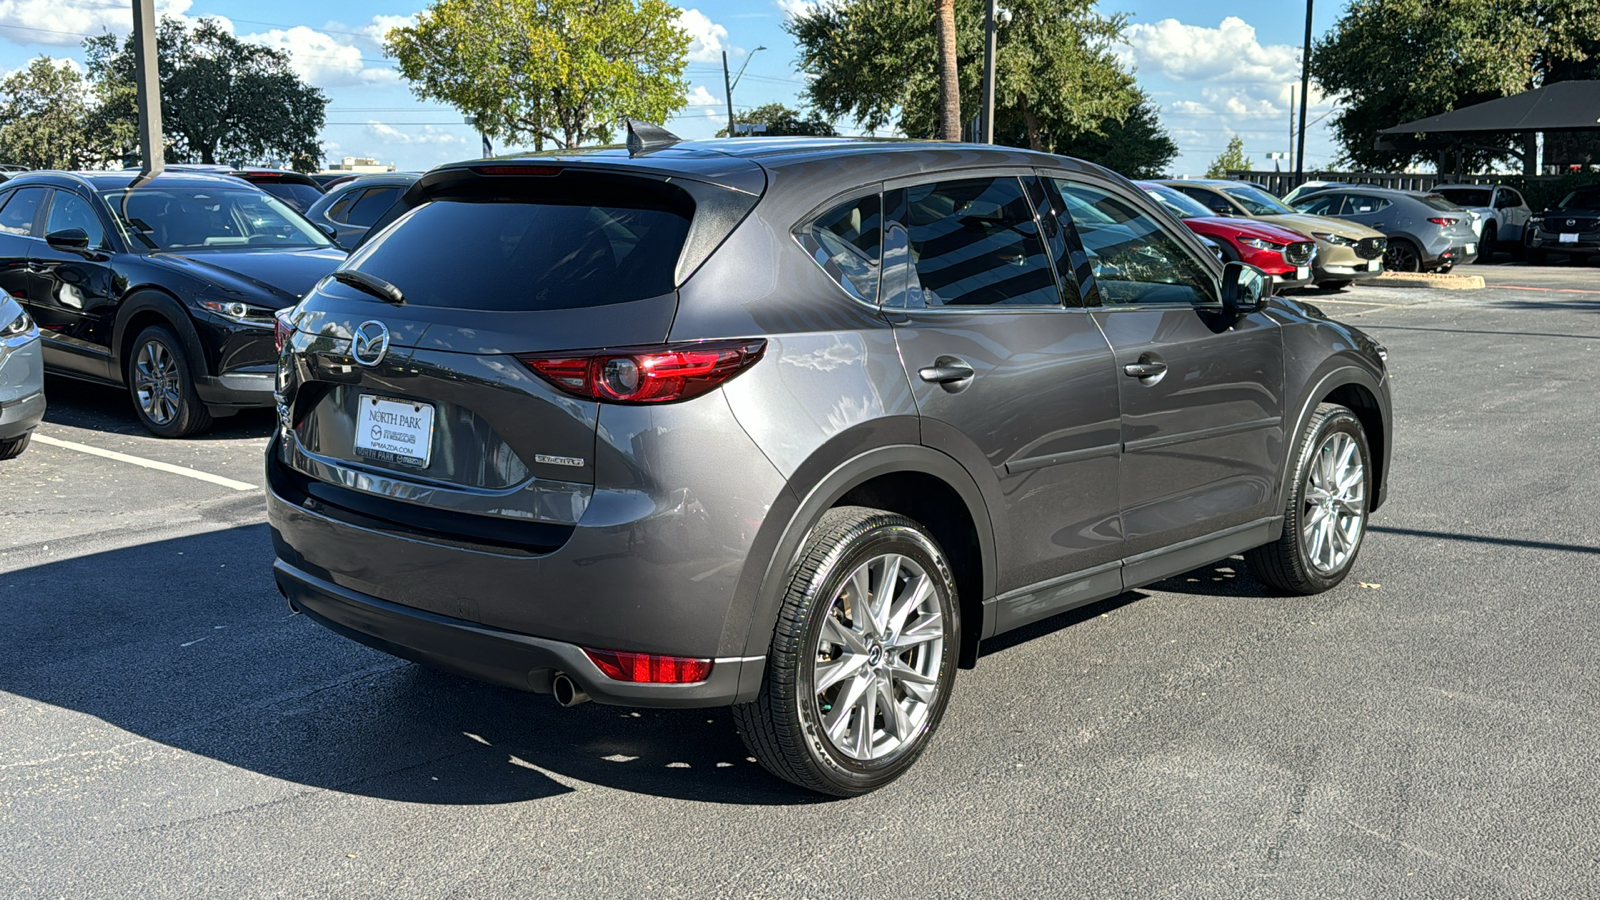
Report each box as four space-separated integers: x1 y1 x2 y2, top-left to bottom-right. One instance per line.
0 170 346 436
1525 185 1600 264
302 173 418 249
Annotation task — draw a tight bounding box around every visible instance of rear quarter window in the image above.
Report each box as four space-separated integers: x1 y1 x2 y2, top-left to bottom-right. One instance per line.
345 175 694 311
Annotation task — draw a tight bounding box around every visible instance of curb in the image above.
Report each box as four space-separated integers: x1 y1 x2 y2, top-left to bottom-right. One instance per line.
1371 272 1485 290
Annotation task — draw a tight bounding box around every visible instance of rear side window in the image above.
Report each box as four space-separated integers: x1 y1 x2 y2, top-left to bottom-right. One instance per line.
798 192 881 302
346 176 693 311
1341 195 1391 215
256 181 323 212
893 176 1060 308
0 187 47 237
1293 193 1340 216
346 187 401 228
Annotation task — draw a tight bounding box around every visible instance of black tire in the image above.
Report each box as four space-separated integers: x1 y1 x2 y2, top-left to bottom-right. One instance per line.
733 506 960 796
1383 239 1421 273
1246 403 1372 595
1478 223 1496 262
127 324 213 438
0 431 30 460
1317 280 1353 292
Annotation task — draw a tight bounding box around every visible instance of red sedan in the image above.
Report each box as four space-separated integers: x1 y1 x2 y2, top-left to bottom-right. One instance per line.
1137 181 1318 291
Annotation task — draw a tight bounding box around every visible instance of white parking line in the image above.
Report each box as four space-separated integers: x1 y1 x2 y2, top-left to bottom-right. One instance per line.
32 434 258 492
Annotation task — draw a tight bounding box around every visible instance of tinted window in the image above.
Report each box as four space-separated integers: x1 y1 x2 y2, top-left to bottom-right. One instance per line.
346 187 401 228
799 192 881 303
255 181 324 212
1419 195 1461 212
1142 184 1213 219
1293 193 1341 216
1054 180 1213 306
345 178 693 311
102 186 333 250
1341 195 1391 215
46 191 109 249
324 189 360 223
1438 188 1491 207
896 176 1059 308
1182 187 1234 215
1557 187 1600 209
1220 185 1296 215
0 187 47 237
1501 189 1524 208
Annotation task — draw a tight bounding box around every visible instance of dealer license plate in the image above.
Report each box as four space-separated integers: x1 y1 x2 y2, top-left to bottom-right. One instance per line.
1296 266 1310 280
1560 233 1580 244
354 395 435 467
1465 243 1477 255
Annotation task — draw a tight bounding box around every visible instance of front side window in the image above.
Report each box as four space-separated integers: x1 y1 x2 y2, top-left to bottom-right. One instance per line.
46 191 109 250
0 187 47 237
1053 180 1214 306
893 176 1059 308
798 192 882 303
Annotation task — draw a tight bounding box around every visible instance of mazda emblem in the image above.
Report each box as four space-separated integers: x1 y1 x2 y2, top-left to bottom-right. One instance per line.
352 320 390 367
1567 219 1577 228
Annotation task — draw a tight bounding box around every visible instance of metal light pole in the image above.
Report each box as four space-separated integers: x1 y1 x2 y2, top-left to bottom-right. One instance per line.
722 45 766 137
130 0 164 186
981 0 997 144
1294 0 1313 183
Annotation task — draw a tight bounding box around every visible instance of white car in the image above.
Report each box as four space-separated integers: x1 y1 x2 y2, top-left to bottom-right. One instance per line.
1432 184 1533 260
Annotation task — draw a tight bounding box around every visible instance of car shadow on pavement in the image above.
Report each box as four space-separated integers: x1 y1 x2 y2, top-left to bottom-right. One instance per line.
41 375 277 440
0 524 823 807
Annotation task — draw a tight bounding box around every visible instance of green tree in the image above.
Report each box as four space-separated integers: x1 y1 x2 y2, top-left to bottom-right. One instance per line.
85 18 327 171
1311 0 1600 171
0 58 118 170
1205 136 1251 178
788 0 1139 149
386 0 689 151
717 103 837 138
1048 95 1176 177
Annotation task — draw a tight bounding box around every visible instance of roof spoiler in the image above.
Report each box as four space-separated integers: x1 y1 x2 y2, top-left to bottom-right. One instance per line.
626 119 682 156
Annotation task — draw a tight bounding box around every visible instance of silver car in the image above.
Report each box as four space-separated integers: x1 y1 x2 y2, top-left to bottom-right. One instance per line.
1432 183 1532 260
0 294 44 459
1290 187 1479 272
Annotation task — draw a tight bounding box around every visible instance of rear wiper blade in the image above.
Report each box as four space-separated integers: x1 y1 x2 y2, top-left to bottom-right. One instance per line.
332 270 405 305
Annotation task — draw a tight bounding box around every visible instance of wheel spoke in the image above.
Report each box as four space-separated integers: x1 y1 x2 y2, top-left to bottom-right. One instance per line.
814 651 867 694
824 671 872 743
877 677 910 740
886 573 931 642
821 614 867 656
869 555 901 638
847 566 873 635
895 613 943 648
854 678 878 758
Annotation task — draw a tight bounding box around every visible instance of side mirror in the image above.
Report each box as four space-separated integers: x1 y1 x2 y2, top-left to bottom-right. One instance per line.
1221 261 1271 314
317 223 339 242
45 228 90 252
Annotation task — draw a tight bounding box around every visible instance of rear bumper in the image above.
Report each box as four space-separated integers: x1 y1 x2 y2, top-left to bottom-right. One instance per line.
274 559 754 707
0 389 45 439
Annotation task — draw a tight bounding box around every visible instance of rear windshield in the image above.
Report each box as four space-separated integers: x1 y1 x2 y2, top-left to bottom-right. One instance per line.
344 176 693 311
255 181 325 212
1142 185 1212 219
1421 194 1463 211
1220 185 1294 215
1437 188 1491 207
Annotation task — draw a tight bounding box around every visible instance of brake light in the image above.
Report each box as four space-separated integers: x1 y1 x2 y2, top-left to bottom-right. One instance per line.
1428 217 1459 226
583 647 714 683
473 165 561 176
274 309 296 352
518 339 766 404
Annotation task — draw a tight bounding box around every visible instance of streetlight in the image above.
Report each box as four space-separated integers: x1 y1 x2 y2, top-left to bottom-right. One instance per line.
723 45 767 138
979 4 1011 144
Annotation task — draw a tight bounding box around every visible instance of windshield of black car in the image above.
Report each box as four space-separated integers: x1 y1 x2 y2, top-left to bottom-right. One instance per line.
1142 185 1213 219
102 186 334 251
1220 185 1295 215
1557 187 1600 209
1437 188 1491 207
342 178 694 311
255 181 325 213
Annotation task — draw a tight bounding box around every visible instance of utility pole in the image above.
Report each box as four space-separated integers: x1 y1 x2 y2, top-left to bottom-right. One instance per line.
1288 84 1295 162
722 50 735 139
981 0 997 143
1295 0 1313 183
130 0 164 185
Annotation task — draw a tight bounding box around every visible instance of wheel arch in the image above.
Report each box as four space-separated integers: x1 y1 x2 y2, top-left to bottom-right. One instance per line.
1276 364 1391 515
733 441 998 701
112 288 208 384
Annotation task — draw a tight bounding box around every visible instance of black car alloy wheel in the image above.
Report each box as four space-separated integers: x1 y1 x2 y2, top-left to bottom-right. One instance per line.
128 324 213 437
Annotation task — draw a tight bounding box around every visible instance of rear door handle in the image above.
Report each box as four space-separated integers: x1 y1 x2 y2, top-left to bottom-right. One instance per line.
1123 360 1167 378
919 362 975 384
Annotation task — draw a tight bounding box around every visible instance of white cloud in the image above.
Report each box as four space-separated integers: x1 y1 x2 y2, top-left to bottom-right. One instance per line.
1119 17 1300 85
0 0 192 47
775 0 818 21
243 25 396 88
364 122 466 146
675 8 728 63
686 85 720 108
357 14 414 50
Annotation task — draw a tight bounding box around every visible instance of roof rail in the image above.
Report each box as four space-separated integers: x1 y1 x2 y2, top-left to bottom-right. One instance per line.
626 119 682 156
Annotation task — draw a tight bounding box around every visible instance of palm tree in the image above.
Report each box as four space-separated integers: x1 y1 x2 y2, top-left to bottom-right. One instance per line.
935 0 960 140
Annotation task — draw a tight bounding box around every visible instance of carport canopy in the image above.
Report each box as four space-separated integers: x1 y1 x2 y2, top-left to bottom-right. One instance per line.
1381 80 1600 134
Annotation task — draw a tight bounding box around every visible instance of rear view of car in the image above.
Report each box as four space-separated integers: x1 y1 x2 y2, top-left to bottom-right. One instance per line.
0 294 44 459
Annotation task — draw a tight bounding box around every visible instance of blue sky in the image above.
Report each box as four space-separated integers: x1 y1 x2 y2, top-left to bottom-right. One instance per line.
0 0 1349 176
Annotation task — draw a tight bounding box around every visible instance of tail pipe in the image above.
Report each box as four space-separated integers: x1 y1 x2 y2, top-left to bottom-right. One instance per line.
551 672 590 707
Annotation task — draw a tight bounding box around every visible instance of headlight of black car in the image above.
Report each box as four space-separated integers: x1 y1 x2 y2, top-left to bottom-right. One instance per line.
199 299 281 326
2 309 33 338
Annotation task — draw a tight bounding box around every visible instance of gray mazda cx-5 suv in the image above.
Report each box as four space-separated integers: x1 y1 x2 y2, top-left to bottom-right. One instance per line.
268 131 1393 796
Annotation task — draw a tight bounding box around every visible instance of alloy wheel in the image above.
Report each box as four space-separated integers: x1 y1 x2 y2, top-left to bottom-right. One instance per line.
1301 431 1366 574
811 551 946 762
134 339 182 426
1384 242 1420 273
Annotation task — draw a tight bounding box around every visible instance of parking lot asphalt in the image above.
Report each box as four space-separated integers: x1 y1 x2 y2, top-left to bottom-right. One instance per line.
3 267 1598 898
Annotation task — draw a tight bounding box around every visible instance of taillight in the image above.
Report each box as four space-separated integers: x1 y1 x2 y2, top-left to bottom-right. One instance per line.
583 647 714 684
274 309 296 352
517 339 766 404
1428 217 1459 226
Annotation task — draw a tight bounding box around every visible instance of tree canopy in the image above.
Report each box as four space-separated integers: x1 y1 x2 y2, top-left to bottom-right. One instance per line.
386 0 689 151
1311 0 1600 170
1049 95 1177 178
717 103 837 138
788 0 1141 151
85 17 327 171
1205 136 1251 179
0 59 117 170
